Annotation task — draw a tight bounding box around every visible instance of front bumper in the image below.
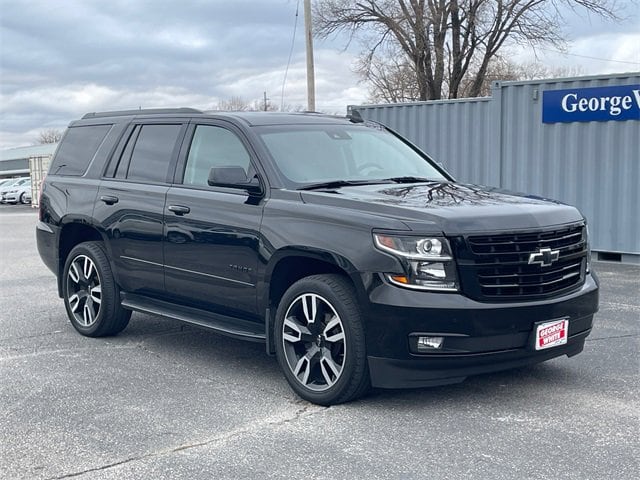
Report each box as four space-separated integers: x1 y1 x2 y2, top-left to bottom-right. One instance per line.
363 273 599 389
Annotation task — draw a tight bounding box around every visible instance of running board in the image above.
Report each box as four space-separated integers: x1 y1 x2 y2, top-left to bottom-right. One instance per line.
121 293 266 342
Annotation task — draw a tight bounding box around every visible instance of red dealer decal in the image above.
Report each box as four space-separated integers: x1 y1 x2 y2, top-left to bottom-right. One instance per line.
536 319 568 350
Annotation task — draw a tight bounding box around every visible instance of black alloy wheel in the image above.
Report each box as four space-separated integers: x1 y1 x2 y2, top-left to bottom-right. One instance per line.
62 242 131 337
275 274 370 405
66 253 102 328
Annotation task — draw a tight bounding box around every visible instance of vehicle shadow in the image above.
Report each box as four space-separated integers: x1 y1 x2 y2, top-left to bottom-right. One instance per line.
107 311 589 408
361 361 591 411
112 312 287 393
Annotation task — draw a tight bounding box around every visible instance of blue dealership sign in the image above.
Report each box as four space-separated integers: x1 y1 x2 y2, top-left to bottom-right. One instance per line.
542 84 640 123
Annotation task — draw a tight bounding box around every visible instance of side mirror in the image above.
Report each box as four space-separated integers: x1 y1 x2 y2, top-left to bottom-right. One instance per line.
208 166 263 195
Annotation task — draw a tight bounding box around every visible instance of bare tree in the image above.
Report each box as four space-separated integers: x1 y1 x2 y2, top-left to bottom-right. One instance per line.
279 103 307 112
455 55 523 97
38 129 63 144
456 57 587 97
212 96 252 111
363 52 587 101
357 44 422 102
515 61 585 81
315 0 622 100
211 96 289 112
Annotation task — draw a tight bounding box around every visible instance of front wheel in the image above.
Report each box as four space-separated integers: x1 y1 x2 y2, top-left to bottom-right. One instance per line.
62 242 131 337
274 274 370 405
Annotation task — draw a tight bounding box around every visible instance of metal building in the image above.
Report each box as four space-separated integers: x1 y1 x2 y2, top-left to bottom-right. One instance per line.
0 144 57 208
351 73 640 264
0 143 57 179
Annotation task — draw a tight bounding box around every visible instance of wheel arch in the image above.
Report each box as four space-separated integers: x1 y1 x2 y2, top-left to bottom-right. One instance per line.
262 247 366 355
57 220 107 297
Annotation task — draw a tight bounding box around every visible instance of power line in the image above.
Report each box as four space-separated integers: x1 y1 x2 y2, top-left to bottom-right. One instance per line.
537 46 640 65
281 0 300 111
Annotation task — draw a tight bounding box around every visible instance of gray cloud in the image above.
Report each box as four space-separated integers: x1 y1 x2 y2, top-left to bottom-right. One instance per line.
1 0 302 92
1 0 638 148
0 0 368 147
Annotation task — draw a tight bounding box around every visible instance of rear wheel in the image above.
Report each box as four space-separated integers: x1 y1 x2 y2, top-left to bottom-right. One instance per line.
19 192 29 204
62 242 130 337
274 274 370 405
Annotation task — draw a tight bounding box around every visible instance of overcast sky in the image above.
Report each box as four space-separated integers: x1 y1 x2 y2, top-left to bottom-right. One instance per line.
1 0 638 149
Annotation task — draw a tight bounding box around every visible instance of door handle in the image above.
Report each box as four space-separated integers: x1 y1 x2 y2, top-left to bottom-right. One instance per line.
168 205 190 215
100 195 119 205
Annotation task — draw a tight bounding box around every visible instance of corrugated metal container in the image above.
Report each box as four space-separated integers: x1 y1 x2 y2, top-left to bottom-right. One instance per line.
0 143 57 176
28 155 51 208
352 73 640 263
352 97 498 186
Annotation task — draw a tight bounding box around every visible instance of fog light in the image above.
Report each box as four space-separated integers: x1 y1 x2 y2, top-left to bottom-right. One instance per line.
417 336 444 351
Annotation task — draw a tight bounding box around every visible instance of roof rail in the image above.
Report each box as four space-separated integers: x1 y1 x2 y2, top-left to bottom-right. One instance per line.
81 108 202 119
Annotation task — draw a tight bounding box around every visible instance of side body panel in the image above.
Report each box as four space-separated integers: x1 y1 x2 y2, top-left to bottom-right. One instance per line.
163 187 263 318
93 180 169 295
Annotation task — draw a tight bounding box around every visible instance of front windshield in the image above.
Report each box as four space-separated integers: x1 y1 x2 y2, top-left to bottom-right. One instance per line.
256 123 447 187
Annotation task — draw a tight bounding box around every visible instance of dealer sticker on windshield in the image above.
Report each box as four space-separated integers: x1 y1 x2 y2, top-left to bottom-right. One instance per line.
535 318 569 350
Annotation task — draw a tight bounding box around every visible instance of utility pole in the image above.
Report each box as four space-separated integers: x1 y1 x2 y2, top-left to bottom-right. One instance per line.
263 91 269 111
303 0 316 112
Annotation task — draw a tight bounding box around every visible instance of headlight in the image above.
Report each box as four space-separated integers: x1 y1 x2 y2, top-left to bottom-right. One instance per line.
373 233 458 291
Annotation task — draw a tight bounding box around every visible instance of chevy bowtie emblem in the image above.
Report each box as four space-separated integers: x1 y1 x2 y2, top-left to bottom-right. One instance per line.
528 247 560 267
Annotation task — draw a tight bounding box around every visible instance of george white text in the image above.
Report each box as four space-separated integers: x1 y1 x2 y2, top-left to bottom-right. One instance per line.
561 89 640 116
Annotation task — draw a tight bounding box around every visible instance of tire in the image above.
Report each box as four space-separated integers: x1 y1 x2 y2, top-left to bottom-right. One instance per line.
19 193 29 204
274 274 370 405
62 242 131 337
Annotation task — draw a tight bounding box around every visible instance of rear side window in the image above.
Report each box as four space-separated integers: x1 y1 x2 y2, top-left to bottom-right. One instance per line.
50 125 112 176
114 124 182 183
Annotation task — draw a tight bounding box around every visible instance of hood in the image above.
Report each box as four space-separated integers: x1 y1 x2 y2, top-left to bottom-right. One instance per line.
300 181 583 234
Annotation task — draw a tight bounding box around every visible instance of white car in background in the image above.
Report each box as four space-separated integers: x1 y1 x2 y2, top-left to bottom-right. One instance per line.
3 183 32 204
0 177 31 204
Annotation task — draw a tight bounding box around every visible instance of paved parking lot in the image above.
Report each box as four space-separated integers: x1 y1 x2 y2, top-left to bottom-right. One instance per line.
0 205 638 480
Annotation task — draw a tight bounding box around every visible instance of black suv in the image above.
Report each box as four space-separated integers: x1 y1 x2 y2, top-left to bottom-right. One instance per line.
37 108 598 405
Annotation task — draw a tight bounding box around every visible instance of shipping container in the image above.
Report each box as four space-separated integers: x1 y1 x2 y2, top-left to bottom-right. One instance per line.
351 73 640 264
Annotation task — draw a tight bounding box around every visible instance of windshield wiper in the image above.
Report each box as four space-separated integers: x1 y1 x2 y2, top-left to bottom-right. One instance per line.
384 176 435 184
298 179 389 191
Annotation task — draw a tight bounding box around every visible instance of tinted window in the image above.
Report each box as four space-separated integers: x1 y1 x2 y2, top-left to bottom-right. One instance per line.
257 124 446 185
110 126 140 179
183 125 251 186
127 124 182 183
50 125 112 176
